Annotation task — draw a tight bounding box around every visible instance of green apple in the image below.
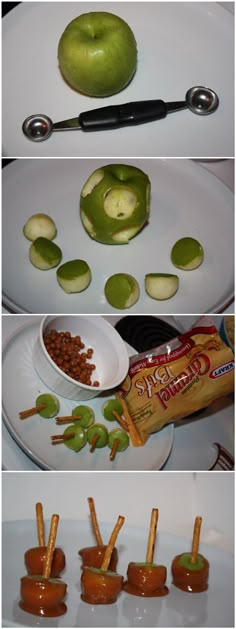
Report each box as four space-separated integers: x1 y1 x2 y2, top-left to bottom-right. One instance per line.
58 12 137 97
80 164 150 244
23 213 57 241
29 237 62 270
145 273 179 300
105 273 140 309
171 237 204 270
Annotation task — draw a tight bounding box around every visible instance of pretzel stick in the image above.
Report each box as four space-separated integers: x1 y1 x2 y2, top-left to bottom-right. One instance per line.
88 497 103 546
36 502 45 546
101 516 125 571
19 404 47 419
146 508 159 564
112 410 129 432
51 432 75 444
116 396 144 447
191 516 202 563
89 434 100 452
55 415 82 424
109 438 120 462
43 514 59 578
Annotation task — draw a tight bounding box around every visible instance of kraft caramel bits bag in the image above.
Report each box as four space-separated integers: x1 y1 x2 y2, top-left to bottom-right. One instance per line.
117 317 234 444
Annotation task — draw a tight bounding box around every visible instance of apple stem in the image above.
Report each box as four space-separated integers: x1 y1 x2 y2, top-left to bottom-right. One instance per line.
101 515 125 572
146 508 159 564
19 404 47 419
36 502 45 547
112 410 129 432
88 497 103 546
43 514 59 579
109 438 120 462
56 415 82 424
89 433 100 452
51 432 75 444
191 516 202 563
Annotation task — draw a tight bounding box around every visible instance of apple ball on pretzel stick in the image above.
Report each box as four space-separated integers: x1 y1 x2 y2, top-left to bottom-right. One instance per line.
24 503 65 577
19 394 60 420
81 515 125 604
79 498 118 571
123 508 169 597
20 514 67 617
171 516 209 593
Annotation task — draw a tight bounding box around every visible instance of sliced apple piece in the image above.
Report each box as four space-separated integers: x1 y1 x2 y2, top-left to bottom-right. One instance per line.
104 273 140 309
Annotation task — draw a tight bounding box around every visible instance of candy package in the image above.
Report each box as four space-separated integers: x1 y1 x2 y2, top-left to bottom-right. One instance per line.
117 317 234 444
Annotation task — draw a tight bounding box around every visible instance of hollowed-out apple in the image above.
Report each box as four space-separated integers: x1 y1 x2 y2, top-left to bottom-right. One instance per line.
80 164 150 244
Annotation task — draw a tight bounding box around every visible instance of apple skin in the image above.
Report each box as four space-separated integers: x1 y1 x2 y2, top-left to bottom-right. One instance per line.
80 164 150 244
58 12 137 97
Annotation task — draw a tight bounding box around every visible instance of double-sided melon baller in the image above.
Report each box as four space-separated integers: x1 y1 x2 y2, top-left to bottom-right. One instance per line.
22 86 219 142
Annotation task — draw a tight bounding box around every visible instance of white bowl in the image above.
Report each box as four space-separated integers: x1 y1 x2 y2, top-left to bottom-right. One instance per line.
32 316 129 400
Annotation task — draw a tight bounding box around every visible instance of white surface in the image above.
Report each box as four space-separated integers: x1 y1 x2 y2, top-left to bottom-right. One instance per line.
2 318 174 471
2 2 234 158
2 519 234 627
2 159 234 315
2 315 234 472
2 472 234 548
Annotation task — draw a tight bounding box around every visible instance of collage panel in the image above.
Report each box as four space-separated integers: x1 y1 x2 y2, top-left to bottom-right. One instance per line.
2 2 234 158
1 313 235 472
1 2 235 629
2 158 234 315
2 471 234 626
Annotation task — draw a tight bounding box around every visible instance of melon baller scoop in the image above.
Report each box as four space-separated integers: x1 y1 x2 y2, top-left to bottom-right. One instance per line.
22 86 219 142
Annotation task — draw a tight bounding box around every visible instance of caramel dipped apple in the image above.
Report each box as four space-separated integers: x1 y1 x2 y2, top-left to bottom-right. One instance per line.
123 508 169 597
79 497 118 571
81 515 125 604
20 514 67 617
171 516 209 593
24 503 65 577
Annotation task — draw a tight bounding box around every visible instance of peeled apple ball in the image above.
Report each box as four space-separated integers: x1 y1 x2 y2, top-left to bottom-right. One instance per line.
23 213 57 241
80 164 151 244
58 12 137 97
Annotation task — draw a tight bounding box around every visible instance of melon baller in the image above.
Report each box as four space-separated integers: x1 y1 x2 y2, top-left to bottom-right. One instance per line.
22 86 219 142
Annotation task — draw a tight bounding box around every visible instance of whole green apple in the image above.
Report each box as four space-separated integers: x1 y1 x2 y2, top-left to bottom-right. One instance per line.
80 164 150 244
58 12 137 97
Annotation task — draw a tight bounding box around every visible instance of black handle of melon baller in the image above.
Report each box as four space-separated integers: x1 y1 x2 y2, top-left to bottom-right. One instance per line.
78 99 187 131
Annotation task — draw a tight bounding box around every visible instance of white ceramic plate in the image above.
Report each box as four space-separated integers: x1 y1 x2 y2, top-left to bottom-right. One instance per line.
2 520 234 627
2 2 234 158
2 159 234 314
2 320 174 471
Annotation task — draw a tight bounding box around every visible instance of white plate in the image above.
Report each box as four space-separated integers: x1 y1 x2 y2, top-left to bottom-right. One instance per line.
2 319 174 471
2 2 234 158
2 159 234 314
2 520 234 627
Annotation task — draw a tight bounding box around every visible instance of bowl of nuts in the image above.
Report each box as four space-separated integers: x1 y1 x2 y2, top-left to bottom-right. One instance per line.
32 316 129 400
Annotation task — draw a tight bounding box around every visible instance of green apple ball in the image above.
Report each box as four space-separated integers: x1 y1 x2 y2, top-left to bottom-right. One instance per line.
105 273 140 309
108 429 130 452
72 405 95 428
56 259 91 293
23 213 57 241
171 237 204 270
58 12 137 97
63 425 87 451
102 399 123 422
177 553 205 571
145 273 179 300
87 423 109 449
36 393 60 418
29 237 62 270
80 164 150 244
